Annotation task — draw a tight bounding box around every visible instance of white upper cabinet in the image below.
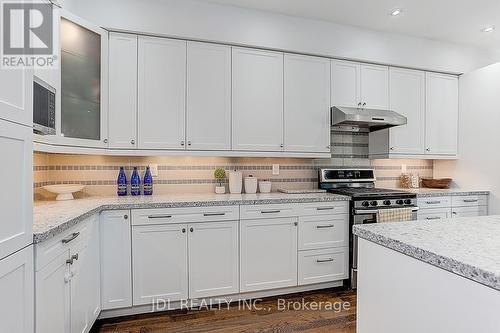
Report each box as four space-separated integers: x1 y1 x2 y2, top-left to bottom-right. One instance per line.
331 60 360 108
0 66 32 126
284 54 331 153
331 60 388 109
108 33 138 149
0 120 32 260
186 42 231 150
425 73 459 156
232 47 284 151
360 64 389 110
138 37 186 149
388 68 425 154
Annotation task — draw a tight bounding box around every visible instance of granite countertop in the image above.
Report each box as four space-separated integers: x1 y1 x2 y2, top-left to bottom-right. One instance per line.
353 216 500 291
391 188 489 197
33 192 349 244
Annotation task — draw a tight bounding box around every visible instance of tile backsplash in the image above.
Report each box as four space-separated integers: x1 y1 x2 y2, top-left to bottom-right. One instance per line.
34 132 433 199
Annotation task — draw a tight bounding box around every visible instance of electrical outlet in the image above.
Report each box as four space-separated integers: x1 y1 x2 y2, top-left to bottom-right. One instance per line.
149 163 158 177
272 164 280 175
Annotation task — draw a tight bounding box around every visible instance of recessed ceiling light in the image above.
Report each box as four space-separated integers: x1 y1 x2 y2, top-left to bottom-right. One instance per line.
481 26 495 33
390 8 402 16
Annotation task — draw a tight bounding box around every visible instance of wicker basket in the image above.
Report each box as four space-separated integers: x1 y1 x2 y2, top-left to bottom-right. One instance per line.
421 178 452 189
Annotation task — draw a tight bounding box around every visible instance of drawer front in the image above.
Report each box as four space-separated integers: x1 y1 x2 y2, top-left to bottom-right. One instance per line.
298 247 348 286
35 219 90 272
298 201 349 216
239 204 298 220
298 215 348 250
417 208 451 221
131 206 239 226
452 195 487 207
417 196 451 209
452 206 488 218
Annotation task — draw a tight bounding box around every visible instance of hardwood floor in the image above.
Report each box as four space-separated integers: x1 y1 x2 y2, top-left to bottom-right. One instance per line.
94 288 356 333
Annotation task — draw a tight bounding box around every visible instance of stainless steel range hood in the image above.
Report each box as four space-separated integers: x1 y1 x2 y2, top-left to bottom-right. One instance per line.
331 106 407 132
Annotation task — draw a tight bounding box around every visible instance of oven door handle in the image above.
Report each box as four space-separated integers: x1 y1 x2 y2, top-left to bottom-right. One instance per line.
354 207 419 215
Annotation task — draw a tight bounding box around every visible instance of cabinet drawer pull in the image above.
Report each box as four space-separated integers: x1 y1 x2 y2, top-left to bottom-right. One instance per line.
316 207 334 211
62 232 80 244
71 254 79 261
316 258 334 263
203 212 226 217
147 215 172 219
261 210 281 214
425 201 441 204
316 224 334 229
425 217 441 220
463 199 478 203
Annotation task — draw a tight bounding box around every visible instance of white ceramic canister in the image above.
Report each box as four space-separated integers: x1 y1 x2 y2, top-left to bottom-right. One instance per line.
228 170 243 194
258 180 272 193
244 175 258 194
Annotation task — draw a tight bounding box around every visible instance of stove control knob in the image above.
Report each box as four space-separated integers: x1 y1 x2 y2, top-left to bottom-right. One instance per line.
362 201 370 207
383 200 391 206
396 199 404 205
404 199 412 205
370 201 378 206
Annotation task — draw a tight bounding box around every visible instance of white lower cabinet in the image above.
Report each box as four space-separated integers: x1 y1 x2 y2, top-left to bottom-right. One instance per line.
132 224 188 305
36 250 70 333
35 216 100 333
188 221 239 298
100 210 132 310
132 219 239 304
0 245 34 333
298 215 348 250
240 217 298 292
417 195 488 220
298 247 348 286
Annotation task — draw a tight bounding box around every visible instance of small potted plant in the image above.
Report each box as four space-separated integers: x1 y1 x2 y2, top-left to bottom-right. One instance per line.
214 167 226 194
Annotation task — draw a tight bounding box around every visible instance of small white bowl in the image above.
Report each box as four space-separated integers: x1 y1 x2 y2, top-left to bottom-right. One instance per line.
42 184 86 201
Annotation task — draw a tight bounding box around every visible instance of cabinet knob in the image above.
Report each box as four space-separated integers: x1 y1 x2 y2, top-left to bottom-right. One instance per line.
280 144 284 148
182 228 186 233
294 221 298 226
426 148 431 152
181 141 185 146
187 141 191 146
103 139 108 144
362 102 366 106
124 214 128 220
390 147 395 150
66 258 74 265
358 102 362 107
190 227 194 232
71 254 79 261
327 145 331 149
131 140 135 145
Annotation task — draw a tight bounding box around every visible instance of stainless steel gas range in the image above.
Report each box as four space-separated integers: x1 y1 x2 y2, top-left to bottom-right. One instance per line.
319 168 418 289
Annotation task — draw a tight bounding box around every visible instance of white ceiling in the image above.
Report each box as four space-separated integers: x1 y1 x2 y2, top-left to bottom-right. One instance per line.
200 0 500 51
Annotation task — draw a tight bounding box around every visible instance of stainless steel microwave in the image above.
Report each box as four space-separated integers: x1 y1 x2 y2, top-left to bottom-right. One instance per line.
33 76 56 135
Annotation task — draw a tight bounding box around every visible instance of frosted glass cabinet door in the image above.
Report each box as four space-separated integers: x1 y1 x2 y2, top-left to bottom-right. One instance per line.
59 11 108 146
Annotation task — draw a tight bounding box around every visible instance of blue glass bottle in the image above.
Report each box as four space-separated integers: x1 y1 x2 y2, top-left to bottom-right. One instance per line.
117 167 127 196
143 166 153 196
131 167 141 196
